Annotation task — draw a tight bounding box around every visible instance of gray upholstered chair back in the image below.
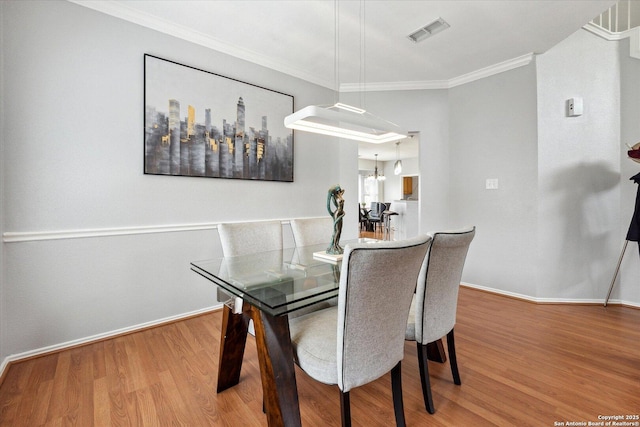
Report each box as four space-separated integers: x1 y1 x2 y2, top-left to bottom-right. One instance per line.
218 221 283 257
414 226 475 345
290 217 333 247
368 202 387 221
337 235 432 392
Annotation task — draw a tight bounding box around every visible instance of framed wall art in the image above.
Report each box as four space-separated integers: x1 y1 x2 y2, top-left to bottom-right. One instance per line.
144 54 294 182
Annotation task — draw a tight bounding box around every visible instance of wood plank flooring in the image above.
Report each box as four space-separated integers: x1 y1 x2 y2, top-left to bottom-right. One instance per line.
1 287 639 426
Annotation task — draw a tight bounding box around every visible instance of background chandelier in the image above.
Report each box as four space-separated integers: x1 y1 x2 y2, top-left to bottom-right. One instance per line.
367 154 386 181
284 0 408 144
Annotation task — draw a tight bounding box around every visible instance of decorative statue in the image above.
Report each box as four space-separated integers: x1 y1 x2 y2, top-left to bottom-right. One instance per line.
326 184 345 255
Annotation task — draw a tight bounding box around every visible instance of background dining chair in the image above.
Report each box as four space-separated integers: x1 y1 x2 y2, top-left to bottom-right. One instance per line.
290 217 340 310
405 226 475 414
290 217 333 247
217 221 284 334
218 220 283 257
367 202 388 235
359 206 371 231
289 235 432 427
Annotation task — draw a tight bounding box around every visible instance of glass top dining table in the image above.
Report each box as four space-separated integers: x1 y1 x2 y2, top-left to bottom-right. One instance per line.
190 237 444 427
191 239 376 316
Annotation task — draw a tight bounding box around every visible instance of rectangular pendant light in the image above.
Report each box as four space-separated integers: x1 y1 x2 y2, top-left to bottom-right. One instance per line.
284 104 408 144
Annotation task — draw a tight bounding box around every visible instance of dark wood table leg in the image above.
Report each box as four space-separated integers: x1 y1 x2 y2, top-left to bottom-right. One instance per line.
426 339 447 363
216 302 250 393
252 308 301 427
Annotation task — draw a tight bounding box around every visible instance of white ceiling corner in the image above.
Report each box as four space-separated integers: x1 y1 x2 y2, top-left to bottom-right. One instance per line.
70 0 616 92
68 0 617 160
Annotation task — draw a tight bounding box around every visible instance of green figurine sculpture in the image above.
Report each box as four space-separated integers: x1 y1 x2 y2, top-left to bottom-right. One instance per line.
326 184 345 255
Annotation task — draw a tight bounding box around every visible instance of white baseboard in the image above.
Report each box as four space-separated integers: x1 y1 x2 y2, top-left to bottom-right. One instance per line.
461 282 640 308
1 303 223 382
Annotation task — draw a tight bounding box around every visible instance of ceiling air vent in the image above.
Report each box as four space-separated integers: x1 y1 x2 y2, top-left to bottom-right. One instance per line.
407 18 450 43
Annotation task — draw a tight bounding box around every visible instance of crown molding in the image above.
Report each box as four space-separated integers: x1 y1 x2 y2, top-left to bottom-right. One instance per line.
68 0 336 90
70 0 534 92
341 53 534 92
582 22 636 41
582 24 640 59
340 80 450 92
448 53 535 88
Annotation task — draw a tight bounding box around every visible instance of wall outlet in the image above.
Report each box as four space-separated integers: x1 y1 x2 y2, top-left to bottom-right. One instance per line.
486 178 499 190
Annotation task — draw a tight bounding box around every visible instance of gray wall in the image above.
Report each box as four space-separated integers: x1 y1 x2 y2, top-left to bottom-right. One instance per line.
0 1 357 363
536 29 621 301
449 63 539 297
344 29 638 304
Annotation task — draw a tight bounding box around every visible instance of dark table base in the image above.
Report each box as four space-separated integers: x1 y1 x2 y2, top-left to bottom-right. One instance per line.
216 302 446 427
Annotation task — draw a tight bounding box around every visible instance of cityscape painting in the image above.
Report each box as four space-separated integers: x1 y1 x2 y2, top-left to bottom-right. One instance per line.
144 54 294 182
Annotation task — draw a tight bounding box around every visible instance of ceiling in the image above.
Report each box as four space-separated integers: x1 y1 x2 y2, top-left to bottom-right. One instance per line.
358 134 420 163
73 0 617 160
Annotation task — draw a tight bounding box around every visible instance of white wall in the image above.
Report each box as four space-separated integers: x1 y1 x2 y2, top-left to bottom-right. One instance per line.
537 29 621 301
448 63 540 297
0 1 355 362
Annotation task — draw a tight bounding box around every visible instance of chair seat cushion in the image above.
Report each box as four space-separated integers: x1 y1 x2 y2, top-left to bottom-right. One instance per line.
405 295 417 341
289 306 339 386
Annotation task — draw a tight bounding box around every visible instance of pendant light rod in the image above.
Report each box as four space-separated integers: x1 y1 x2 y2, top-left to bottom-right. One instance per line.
283 0 408 144
359 0 366 108
334 0 339 94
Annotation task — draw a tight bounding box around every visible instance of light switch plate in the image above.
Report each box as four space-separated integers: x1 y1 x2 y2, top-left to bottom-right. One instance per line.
486 178 499 190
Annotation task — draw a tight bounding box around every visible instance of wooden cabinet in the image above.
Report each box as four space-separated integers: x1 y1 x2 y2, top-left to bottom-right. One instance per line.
403 177 413 195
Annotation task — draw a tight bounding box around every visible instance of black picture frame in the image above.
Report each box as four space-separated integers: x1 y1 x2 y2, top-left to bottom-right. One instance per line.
144 54 294 182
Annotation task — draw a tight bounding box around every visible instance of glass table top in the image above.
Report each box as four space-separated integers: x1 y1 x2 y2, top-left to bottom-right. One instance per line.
191 239 376 316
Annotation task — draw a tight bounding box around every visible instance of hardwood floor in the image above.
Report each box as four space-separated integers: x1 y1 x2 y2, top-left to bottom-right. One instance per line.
359 228 385 240
1 287 639 426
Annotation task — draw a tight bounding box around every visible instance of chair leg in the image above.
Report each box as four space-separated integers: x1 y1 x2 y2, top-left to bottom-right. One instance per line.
416 342 435 414
340 390 351 427
446 329 461 385
391 362 406 427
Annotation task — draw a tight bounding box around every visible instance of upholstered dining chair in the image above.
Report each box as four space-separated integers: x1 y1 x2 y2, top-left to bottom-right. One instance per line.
405 226 476 414
290 217 333 247
289 235 432 427
367 202 388 234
